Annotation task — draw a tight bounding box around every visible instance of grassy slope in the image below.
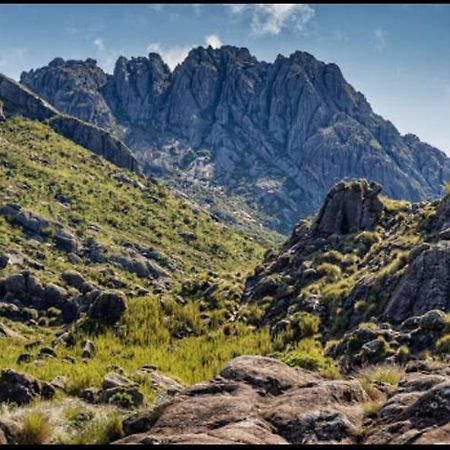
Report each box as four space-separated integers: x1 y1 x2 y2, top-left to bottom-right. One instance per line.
0 116 275 398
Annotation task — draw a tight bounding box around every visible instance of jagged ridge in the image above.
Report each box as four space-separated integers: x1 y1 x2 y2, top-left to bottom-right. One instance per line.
20 46 450 233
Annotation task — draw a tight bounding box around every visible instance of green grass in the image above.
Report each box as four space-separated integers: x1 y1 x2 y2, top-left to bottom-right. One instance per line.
282 338 341 379
0 116 277 412
0 116 265 288
359 364 405 389
16 411 53 445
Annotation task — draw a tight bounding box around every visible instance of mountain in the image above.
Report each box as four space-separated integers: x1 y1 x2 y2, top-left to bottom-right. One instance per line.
0 47 449 445
0 73 140 174
0 113 448 442
20 46 450 234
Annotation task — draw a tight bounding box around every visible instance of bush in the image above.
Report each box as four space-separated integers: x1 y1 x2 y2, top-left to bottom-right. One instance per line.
17 411 53 445
69 414 124 444
359 364 404 388
291 312 320 339
354 300 366 314
363 400 383 418
436 334 450 355
108 392 135 409
316 263 342 280
282 338 341 379
46 307 61 318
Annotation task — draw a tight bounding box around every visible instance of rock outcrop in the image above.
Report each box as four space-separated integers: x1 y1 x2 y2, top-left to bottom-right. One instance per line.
20 46 450 233
20 57 115 130
312 180 383 235
0 73 140 175
364 365 450 444
0 369 54 406
115 355 450 444
115 356 368 444
384 242 450 323
242 180 450 345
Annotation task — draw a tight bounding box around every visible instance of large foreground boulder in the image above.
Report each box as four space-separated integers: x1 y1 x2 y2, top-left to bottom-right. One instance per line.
364 365 450 444
115 356 368 445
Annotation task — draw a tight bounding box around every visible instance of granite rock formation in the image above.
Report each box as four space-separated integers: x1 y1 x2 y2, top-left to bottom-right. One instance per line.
20 47 450 233
0 73 140 174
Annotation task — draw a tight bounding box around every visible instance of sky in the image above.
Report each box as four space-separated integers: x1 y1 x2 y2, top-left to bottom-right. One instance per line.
0 4 449 154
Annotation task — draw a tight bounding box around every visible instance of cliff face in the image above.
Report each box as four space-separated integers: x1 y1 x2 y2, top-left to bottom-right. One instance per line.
20 57 115 130
20 47 450 233
0 73 140 175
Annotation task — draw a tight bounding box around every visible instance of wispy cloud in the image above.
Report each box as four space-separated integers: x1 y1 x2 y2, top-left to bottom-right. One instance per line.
147 42 191 70
229 4 315 36
90 38 124 73
93 38 105 51
205 34 222 49
374 28 388 52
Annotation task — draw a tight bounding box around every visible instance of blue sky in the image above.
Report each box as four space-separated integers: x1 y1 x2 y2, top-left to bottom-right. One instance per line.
0 4 449 154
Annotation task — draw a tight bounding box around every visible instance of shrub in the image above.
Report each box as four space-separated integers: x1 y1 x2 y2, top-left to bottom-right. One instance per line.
17 411 53 445
359 364 404 388
46 307 61 318
241 304 264 326
292 312 321 339
436 334 450 355
108 392 135 409
354 300 366 314
316 263 342 280
69 414 124 444
363 400 383 418
282 338 341 379
65 374 94 396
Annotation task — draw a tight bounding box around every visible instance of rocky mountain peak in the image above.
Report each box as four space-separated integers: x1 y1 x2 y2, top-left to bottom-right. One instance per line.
19 45 450 234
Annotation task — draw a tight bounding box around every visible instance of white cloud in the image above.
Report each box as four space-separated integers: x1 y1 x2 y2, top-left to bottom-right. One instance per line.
205 34 222 49
229 4 315 36
93 38 105 51
147 42 191 70
374 28 387 53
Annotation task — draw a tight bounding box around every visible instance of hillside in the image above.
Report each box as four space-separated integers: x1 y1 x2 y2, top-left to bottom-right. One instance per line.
0 116 448 443
21 46 450 234
0 116 278 432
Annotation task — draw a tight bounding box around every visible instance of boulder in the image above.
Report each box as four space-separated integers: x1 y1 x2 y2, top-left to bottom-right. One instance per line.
0 204 49 235
0 254 9 269
81 340 95 359
117 356 368 444
78 387 100 404
0 418 21 444
418 309 448 331
61 270 87 291
88 290 127 325
0 369 41 405
55 230 79 253
43 283 68 308
312 180 383 236
384 242 450 323
364 369 450 444
0 323 24 340
134 367 183 395
102 372 136 390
